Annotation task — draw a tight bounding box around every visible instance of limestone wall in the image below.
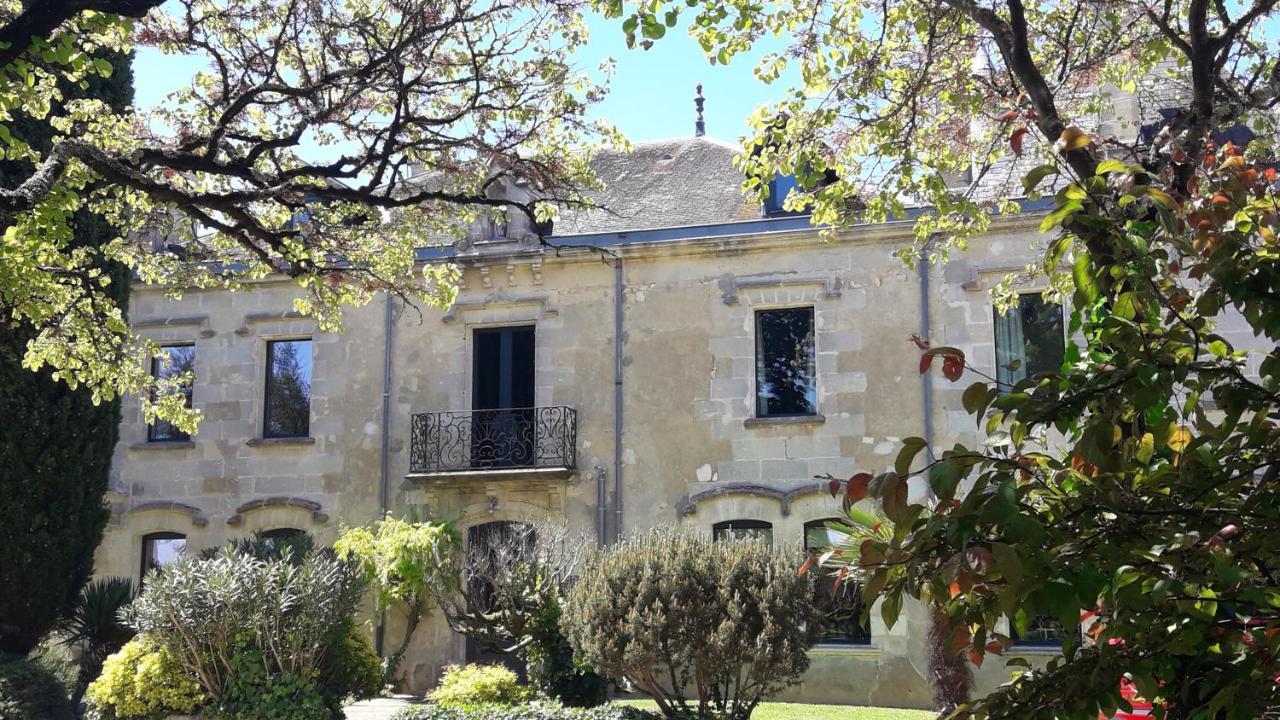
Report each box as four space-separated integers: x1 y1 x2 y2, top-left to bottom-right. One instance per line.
98 215 1067 705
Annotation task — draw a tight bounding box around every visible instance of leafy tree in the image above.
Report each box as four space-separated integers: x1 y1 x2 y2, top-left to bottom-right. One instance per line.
562 530 818 720
0 45 134 658
599 0 1280 717
334 518 462 685
0 0 619 431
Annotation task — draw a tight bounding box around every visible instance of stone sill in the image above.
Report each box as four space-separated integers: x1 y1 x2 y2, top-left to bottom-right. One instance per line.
809 643 882 657
246 436 316 447
130 440 195 451
1008 645 1064 657
743 414 826 429
407 466 574 483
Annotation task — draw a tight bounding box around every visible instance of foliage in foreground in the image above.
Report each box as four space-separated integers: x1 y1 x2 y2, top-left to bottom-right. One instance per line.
562 530 818 720
0 0 620 431
441 521 607 707
110 541 379 719
429 664 534 708
335 517 462 685
602 0 1280 716
61 576 137 705
393 701 662 720
0 653 76 720
86 636 206 720
0 44 134 657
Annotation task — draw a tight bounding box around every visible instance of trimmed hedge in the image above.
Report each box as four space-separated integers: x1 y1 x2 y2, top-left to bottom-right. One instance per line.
393 702 662 720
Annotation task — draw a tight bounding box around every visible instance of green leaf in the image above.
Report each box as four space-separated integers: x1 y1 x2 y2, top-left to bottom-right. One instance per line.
991 542 1022 589
880 589 903 629
895 437 927 475
1022 165 1058 193
1039 200 1082 233
1095 159 1129 175
928 459 961 501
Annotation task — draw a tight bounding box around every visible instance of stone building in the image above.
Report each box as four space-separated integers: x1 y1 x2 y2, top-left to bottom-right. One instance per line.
94 132 1098 708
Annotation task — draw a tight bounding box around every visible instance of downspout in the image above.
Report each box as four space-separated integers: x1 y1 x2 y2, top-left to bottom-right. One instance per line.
918 260 935 456
612 255 624 543
375 290 394 655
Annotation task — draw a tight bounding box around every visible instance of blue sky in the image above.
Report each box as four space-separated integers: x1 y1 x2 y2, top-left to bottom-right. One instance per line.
131 11 791 146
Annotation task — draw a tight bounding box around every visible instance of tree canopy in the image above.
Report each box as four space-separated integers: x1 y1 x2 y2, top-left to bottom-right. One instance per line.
0 0 619 432
598 0 1280 717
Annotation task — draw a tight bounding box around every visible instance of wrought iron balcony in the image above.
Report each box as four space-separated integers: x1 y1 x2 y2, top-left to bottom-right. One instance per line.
409 406 577 476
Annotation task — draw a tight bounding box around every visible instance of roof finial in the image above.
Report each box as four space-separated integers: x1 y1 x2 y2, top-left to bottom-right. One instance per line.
695 83 705 137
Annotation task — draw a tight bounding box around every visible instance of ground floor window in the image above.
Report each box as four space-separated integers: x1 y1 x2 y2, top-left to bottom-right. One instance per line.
712 519 773 543
141 532 186 582
804 519 871 645
1014 611 1068 647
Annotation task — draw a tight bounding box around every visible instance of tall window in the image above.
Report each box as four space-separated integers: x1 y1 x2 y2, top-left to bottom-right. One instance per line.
805 520 872 644
712 519 773 543
148 344 195 442
140 532 186 581
994 294 1065 386
755 307 817 417
264 339 313 438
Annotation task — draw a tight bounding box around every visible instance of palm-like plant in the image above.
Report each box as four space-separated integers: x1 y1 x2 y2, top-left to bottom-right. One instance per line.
61 577 136 704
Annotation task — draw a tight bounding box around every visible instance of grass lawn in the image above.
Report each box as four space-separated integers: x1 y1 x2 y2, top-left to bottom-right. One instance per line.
614 699 935 720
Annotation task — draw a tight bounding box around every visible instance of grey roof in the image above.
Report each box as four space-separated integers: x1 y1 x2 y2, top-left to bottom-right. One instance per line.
556 136 762 235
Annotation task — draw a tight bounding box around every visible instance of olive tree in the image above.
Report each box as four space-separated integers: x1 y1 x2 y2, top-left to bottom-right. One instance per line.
562 530 819 720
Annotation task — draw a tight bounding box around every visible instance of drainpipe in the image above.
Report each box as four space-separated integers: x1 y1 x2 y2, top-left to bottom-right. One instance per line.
612 256 624 543
918 260 936 461
375 291 394 655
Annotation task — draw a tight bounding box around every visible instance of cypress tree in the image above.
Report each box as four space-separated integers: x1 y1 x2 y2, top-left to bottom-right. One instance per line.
0 52 135 655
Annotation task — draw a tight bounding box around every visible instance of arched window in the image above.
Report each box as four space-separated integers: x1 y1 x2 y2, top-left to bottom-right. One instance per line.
463 521 535 676
712 519 773 543
804 519 870 645
259 527 306 555
140 532 186 582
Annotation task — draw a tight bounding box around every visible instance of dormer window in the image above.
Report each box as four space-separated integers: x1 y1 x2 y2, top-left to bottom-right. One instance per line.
765 173 801 217
494 211 508 239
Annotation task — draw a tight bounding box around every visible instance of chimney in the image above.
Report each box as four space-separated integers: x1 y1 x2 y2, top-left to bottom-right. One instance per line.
695 83 705 137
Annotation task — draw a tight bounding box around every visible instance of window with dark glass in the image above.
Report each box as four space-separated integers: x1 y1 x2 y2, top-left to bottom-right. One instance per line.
994 294 1065 386
148 344 196 442
805 519 871 644
1013 611 1069 647
259 527 307 556
264 339 312 438
712 519 773 543
765 174 801 216
755 307 817 417
140 532 186 581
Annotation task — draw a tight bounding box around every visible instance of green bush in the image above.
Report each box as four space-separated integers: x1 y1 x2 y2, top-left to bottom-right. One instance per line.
84 637 206 720
525 601 607 708
393 701 661 720
0 653 75 720
428 664 533 707
123 544 368 718
562 531 819 720
316 619 384 707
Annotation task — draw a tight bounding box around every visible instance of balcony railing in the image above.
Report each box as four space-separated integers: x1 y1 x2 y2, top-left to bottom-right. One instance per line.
409 406 577 475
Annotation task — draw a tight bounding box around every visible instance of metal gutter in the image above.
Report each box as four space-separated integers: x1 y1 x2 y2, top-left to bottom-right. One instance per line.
375 291 394 655
612 256 624 543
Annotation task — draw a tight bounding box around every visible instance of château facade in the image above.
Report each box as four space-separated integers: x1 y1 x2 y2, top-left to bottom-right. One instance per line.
94 133 1149 707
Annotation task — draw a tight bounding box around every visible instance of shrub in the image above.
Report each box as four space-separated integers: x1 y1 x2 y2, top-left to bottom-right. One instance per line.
428 664 533 707
392 701 662 720
62 577 137 704
316 619 384 706
562 531 819 720
525 600 607 708
123 545 366 717
85 637 206 720
0 653 75 720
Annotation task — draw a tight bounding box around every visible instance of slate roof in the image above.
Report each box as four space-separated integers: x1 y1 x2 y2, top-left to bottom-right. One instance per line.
556 136 763 235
